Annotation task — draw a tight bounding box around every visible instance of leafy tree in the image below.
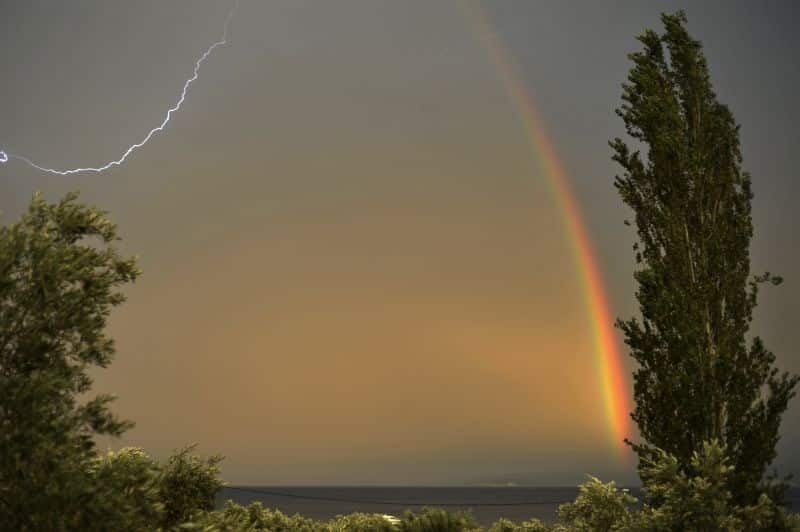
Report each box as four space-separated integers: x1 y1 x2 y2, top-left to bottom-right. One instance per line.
0 192 140 529
611 11 799 504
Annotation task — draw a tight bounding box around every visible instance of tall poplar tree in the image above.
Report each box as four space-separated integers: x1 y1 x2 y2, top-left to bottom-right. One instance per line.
611 11 798 504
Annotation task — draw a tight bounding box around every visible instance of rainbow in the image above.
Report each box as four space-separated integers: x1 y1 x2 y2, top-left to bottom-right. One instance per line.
464 3 632 458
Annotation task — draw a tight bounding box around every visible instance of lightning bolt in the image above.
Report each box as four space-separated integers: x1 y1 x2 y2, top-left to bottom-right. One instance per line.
0 0 238 175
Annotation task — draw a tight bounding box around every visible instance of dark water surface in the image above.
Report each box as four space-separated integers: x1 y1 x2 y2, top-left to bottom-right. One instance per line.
219 486 800 526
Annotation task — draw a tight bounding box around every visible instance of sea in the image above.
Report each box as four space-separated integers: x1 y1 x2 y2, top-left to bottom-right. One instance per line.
219 486 800 526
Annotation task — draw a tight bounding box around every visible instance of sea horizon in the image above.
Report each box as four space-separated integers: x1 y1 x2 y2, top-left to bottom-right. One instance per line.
219 485 800 526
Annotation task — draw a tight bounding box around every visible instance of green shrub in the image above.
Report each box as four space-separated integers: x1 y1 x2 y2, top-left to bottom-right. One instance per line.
158 444 226 529
556 476 636 531
397 507 480 532
88 447 164 530
487 517 518 532
186 501 399 532
329 511 398 531
189 501 319 531
631 440 798 531
487 517 548 531
180 501 259 531
519 518 549 532
87 445 226 530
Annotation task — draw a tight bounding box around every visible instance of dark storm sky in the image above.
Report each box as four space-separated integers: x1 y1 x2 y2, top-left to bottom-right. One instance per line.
1 1 797 485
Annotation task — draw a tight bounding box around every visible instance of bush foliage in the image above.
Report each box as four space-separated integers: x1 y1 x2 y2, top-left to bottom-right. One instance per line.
87 445 225 531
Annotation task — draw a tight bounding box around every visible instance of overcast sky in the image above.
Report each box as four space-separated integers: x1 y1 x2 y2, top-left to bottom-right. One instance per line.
1 0 798 485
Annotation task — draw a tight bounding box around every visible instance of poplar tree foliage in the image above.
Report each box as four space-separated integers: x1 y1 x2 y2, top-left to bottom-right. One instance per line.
611 12 798 505
0 192 140 528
